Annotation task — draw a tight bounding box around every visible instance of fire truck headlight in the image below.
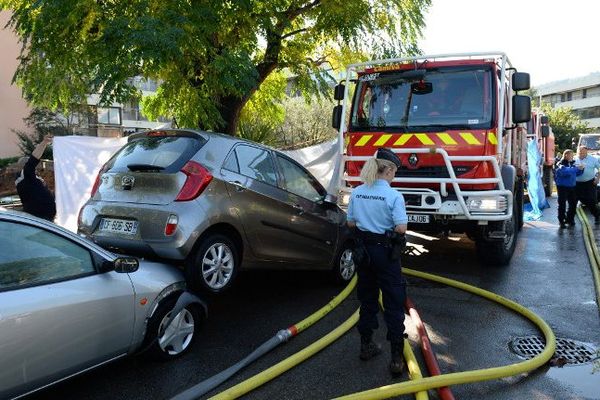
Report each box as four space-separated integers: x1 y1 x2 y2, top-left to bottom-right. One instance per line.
467 196 508 212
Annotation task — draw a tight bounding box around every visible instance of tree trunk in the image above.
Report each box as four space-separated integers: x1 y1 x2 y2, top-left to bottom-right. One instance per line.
218 96 245 136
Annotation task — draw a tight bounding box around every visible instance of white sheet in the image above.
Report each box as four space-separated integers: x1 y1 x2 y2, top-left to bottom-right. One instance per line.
53 136 127 231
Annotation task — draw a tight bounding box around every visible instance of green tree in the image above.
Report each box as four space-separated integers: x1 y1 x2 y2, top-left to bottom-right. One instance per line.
540 102 593 152
2 0 430 135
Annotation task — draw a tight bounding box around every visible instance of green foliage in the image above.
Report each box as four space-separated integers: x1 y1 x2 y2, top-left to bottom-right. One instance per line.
2 0 430 134
540 102 593 152
276 96 338 149
0 157 19 169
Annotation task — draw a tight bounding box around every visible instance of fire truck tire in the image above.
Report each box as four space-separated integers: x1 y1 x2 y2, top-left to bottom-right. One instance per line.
476 200 518 266
516 177 524 231
542 166 554 197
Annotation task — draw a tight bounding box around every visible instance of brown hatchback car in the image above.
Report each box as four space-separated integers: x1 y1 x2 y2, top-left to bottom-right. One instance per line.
78 129 355 294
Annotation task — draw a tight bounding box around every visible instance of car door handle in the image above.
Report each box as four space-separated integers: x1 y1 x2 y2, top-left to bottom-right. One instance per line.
229 180 246 192
293 204 304 215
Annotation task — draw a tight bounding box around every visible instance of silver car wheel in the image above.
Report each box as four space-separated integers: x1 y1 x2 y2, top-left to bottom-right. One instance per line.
201 242 235 290
339 248 355 281
158 308 195 356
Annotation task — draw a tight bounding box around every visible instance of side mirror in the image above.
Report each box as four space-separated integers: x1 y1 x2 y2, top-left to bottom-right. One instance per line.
512 95 531 123
540 115 549 124
332 105 343 130
334 84 345 101
541 125 550 138
323 193 338 204
512 72 530 91
114 257 140 273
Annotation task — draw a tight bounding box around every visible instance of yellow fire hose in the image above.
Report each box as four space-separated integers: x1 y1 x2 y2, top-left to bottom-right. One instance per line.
211 268 556 400
576 206 600 312
333 268 557 399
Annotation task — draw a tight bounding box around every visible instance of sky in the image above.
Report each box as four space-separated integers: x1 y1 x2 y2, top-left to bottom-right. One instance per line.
419 0 600 87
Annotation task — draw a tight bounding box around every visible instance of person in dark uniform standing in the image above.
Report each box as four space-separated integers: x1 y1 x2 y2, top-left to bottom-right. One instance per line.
346 147 408 375
15 134 56 221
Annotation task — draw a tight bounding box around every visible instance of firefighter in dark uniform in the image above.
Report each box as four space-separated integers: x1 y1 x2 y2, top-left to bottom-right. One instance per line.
346 147 408 375
15 134 56 221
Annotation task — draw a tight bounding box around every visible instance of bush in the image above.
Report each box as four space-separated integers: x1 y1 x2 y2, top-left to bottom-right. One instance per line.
0 157 19 169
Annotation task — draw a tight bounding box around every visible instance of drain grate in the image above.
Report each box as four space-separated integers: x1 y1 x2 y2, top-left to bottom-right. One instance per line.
510 336 598 365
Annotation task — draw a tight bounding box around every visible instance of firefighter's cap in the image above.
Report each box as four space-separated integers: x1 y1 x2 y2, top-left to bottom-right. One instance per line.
376 147 401 169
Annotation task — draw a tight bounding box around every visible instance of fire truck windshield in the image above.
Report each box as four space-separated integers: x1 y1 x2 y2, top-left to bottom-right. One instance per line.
350 67 493 132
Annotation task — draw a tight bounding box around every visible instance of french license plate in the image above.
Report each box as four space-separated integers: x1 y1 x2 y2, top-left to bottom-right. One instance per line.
408 214 430 224
99 218 138 235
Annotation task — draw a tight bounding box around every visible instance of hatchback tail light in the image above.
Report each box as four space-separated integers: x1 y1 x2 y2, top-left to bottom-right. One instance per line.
175 161 213 201
90 164 108 197
165 214 178 236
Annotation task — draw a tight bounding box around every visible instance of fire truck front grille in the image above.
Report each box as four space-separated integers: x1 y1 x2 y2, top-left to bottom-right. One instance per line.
396 166 473 178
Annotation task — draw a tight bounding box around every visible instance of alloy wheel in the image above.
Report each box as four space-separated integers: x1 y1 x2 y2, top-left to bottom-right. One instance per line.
339 248 355 281
201 242 235 290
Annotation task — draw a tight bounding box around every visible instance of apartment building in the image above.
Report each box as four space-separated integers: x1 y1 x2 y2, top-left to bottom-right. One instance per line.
536 72 600 129
0 11 168 158
0 11 30 158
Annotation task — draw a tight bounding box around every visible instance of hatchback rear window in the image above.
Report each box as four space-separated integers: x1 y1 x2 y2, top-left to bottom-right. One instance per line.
107 135 207 173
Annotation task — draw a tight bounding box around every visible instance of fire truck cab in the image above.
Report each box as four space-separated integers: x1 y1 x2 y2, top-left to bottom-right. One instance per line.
332 52 531 266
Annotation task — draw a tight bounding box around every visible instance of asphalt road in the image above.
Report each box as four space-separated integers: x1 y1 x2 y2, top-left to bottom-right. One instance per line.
29 196 600 400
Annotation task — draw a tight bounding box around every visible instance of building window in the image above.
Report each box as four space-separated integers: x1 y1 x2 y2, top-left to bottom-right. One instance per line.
573 106 600 119
97 107 121 125
566 92 572 101
583 89 587 99
560 94 565 102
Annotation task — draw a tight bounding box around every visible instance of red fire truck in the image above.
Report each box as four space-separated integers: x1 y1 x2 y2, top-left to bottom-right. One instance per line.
332 52 532 266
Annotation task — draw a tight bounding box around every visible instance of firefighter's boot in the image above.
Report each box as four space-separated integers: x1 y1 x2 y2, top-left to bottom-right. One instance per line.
389 340 406 375
359 336 382 360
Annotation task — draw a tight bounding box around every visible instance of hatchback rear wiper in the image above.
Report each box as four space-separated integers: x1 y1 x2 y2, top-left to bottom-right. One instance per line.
127 164 165 172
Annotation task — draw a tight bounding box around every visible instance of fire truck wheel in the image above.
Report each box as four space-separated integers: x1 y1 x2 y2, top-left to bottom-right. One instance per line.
476 200 518 266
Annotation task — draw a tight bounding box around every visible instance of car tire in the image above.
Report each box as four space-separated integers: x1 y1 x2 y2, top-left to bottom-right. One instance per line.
331 242 356 285
185 234 240 294
144 295 202 361
475 197 518 267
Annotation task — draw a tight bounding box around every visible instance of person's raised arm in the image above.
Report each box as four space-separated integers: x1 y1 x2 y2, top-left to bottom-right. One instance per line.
31 135 52 160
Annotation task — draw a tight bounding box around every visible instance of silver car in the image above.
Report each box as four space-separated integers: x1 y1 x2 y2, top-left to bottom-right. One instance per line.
0 210 206 400
78 129 355 294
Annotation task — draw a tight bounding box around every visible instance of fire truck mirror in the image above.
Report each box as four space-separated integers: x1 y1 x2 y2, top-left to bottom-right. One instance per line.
332 105 343 130
512 72 530 91
411 81 433 95
540 115 549 125
541 125 550 138
334 84 345 101
512 95 531 123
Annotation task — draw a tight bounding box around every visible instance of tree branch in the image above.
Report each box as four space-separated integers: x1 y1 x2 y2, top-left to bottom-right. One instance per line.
281 28 308 40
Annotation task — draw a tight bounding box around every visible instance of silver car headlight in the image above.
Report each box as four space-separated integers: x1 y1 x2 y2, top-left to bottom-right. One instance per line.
466 196 508 213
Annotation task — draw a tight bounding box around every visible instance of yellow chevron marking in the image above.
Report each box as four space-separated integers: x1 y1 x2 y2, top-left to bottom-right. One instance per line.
437 133 457 145
415 133 435 145
394 134 413 146
374 134 393 146
487 132 498 145
355 135 373 147
460 132 481 145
